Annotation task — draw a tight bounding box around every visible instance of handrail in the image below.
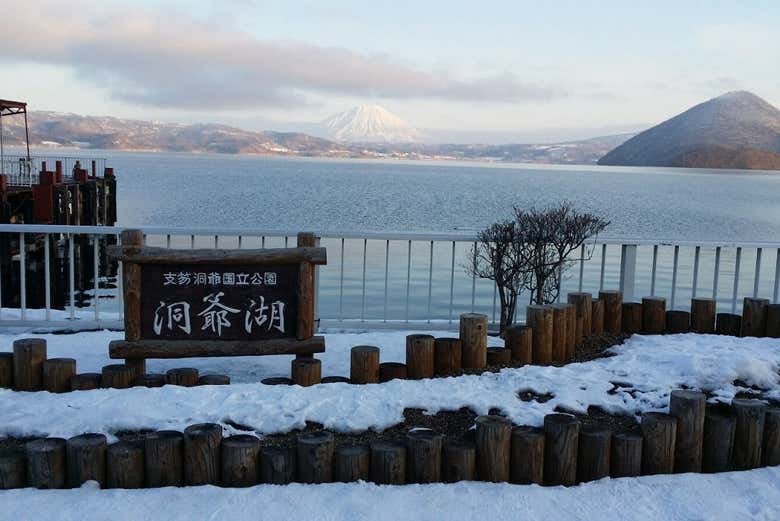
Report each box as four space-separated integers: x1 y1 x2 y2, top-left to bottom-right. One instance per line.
0 224 778 249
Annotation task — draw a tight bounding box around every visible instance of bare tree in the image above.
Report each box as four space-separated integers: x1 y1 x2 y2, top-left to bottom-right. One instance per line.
466 220 529 333
515 202 609 305
467 202 609 332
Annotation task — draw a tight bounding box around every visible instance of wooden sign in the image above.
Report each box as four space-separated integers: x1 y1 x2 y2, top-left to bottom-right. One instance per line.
141 263 300 341
108 230 327 364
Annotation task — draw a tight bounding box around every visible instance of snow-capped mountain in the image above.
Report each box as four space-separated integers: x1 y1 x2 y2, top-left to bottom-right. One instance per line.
322 105 422 143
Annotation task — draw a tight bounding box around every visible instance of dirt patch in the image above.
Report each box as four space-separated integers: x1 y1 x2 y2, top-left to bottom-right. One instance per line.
518 389 555 403
572 332 628 363
556 405 640 435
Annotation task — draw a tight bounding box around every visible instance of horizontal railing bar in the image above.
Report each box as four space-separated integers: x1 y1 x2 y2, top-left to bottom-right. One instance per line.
0 224 779 249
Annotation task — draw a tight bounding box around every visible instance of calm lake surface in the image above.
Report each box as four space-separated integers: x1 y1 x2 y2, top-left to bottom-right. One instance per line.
28 149 780 321
89 150 780 242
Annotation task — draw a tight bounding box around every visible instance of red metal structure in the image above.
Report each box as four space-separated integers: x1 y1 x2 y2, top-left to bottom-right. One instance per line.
0 99 31 178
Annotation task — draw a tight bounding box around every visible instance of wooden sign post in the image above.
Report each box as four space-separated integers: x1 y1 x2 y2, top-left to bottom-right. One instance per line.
108 230 327 372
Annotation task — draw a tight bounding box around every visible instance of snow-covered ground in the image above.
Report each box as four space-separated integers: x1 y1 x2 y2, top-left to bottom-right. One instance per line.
1 332 778 440
2 468 780 521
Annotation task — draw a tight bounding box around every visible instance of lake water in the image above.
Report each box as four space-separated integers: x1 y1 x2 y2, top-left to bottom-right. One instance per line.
95 150 780 241
24 149 780 322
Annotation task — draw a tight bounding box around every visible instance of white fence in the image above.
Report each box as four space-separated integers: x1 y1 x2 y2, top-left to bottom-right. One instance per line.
0 156 107 186
0 224 778 331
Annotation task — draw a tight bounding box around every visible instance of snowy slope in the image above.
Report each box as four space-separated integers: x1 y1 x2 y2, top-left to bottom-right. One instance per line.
322 105 422 143
2 468 780 521
0 332 778 440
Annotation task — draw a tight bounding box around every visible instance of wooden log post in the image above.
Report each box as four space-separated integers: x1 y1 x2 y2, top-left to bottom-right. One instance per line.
106 441 145 489
67 433 107 488
766 304 780 338
43 358 77 393
124 359 146 380
261 377 292 386
486 347 511 365
716 313 742 336
565 304 577 357
321 376 350 383
183 423 223 486
762 408 780 467
621 302 643 335
121 230 144 341
135 373 166 387
691 298 717 334
334 445 369 482
25 438 67 489
591 299 605 335
543 413 580 486
406 334 435 379
551 303 570 363
669 390 706 473
742 297 769 337
610 432 642 478
641 412 677 475
297 431 334 484
434 338 462 375
379 362 407 382
0 450 26 489
459 314 488 369
702 407 736 473
102 364 135 389
350 345 380 384
731 399 766 470
198 374 230 385
370 441 406 485
13 338 47 391
145 431 184 487
166 367 199 387
567 292 592 342
71 373 102 391
666 311 691 334
504 325 532 365
0 352 14 388
442 441 475 483
475 415 511 482
510 426 544 485
642 297 666 334
260 447 295 484
527 305 553 365
221 435 260 487
291 358 322 386
577 427 611 483
599 290 623 334
406 429 443 483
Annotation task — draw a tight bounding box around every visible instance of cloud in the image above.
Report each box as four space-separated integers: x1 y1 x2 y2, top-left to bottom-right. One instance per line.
0 0 563 109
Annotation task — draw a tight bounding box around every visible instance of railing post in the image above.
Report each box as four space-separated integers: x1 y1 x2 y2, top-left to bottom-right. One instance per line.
619 244 637 303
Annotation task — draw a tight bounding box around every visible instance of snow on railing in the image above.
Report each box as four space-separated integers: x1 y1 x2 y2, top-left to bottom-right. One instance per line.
0 224 777 331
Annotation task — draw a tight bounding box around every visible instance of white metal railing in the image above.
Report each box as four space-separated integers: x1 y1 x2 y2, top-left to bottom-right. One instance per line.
0 156 107 186
0 157 35 186
0 224 778 331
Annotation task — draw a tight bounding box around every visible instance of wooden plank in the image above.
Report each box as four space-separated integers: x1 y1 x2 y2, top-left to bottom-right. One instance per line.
108 245 327 266
297 261 314 339
124 262 142 341
109 336 326 359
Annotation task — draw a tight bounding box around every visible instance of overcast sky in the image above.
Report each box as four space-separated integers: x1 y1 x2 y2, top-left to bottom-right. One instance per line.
2 0 778 142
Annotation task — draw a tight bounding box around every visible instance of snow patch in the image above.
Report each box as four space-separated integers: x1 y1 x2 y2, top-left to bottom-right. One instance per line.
0 332 778 440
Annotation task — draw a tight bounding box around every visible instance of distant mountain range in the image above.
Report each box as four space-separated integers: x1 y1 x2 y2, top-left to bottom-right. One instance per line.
3 92 778 170
0 110 628 164
599 91 780 170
